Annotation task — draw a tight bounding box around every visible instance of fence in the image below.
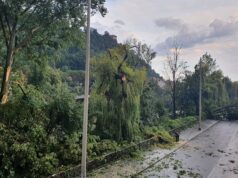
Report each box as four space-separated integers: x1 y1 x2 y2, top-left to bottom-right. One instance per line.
49 119 197 178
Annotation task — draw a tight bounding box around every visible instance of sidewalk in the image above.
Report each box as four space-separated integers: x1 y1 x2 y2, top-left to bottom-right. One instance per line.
180 119 218 141
89 120 219 178
207 121 238 178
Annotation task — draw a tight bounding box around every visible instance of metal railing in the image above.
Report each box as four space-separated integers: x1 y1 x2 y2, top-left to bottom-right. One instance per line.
48 119 197 178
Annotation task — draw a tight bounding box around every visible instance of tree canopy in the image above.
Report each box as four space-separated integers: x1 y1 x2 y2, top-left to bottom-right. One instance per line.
0 0 106 103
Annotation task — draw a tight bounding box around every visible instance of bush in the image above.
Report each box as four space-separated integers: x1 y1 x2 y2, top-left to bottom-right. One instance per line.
143 126 174 144
90 139 119 158
0 121 59 178
159 116 196 130
143 116 196 144
0 83 83 177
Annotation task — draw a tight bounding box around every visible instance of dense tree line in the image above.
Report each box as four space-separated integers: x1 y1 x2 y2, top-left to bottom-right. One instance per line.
176 53 238 118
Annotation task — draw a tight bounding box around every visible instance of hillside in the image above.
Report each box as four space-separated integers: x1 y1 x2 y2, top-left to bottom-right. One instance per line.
56 28 161 80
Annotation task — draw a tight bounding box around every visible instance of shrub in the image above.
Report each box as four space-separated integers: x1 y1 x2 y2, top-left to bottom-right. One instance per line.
0 83 83 177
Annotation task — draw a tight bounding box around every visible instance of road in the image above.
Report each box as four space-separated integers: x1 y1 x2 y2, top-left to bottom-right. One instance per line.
138 121 238 178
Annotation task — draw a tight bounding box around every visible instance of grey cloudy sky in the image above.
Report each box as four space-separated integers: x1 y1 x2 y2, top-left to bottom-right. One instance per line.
91 0 238 81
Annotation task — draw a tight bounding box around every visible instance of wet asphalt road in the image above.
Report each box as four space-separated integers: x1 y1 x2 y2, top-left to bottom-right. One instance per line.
139 121 238 178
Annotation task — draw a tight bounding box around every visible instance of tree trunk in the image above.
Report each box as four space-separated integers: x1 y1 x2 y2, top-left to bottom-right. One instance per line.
195 99 199 115
0 33 15 104
0 53 14 104
172 71 176 119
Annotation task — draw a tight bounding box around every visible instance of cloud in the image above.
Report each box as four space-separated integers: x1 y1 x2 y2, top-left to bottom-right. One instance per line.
155 17 187 31
209 19 238 38
155 18 238 55
114 19 125 26
93 0 238 80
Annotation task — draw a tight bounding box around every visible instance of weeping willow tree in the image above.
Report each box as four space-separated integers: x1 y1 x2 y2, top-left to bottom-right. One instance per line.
91 46 146 141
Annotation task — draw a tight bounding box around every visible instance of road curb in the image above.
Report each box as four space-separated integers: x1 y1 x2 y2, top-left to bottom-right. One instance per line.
131 120 220 177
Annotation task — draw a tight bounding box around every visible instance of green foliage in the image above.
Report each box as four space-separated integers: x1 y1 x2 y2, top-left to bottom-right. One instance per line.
140 79 165 125
0 98 55 177
1 4 238 176
54 132 82 165
91 46 146 141
143 116 196 144
144 126 174 144
91 30 118 54
177 53 237 118
124 38 159 79
89 139 119 158
0 65 84 177
176 74 198 115
159 116 196 130
56 29 118 71
0 0 105 103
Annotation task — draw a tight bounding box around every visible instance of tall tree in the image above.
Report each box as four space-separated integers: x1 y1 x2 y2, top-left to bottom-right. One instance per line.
165 44 187 118
125 38 156 67
92 45 146 141
176 72 199 115
0 0 106 104
178 53 231 117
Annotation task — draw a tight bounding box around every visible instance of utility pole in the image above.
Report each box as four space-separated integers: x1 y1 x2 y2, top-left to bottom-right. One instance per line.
198 59 202 131
81 0 91 177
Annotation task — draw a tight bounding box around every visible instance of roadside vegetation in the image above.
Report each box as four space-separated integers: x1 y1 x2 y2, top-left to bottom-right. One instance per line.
0 1 238 177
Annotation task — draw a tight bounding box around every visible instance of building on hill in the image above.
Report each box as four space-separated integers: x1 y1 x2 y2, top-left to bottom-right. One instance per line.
110 35 117 42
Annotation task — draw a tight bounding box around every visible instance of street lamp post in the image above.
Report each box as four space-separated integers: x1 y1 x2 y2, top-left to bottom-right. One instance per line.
81 0 91 177
198 59 202 131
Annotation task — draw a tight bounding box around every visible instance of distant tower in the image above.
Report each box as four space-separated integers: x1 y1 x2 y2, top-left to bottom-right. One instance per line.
110 35 117 42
